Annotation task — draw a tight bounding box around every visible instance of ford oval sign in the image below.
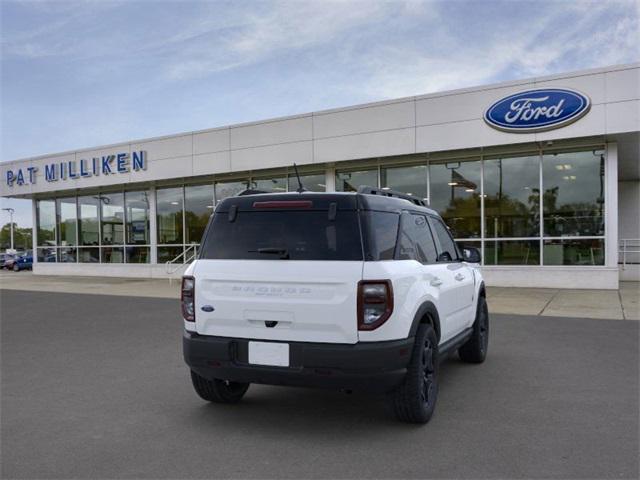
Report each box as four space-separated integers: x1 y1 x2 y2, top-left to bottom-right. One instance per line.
484 88 591 133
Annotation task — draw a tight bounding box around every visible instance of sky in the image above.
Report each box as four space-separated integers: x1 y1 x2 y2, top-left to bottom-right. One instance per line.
1 0 639 228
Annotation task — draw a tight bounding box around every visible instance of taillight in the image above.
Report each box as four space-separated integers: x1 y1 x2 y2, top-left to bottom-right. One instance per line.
357 280 393 330
181 276 195 322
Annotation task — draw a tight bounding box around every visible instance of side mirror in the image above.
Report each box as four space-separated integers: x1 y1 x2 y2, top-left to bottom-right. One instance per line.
462 247 481 264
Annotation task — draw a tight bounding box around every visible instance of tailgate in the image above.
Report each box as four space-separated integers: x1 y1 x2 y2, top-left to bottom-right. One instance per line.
194 260 363 344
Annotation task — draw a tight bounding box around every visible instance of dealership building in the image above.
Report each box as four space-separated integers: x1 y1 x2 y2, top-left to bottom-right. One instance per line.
1 63 638 288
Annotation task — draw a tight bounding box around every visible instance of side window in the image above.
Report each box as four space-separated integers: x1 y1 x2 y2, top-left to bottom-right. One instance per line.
362 211 400 261
396 212 437 264
428 217 459 262
412 214 438 264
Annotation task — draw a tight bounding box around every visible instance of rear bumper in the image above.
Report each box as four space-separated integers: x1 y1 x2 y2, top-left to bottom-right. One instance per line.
183 331 414 393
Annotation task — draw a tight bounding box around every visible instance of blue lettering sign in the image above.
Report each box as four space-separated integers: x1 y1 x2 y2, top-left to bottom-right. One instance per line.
68 161 79 179
102 155 113 174
117 153 129 173
80 159 91 177
27 167 38 183
132 151 146 171
45 164 58 182
4 150 147 187
484 88 591 133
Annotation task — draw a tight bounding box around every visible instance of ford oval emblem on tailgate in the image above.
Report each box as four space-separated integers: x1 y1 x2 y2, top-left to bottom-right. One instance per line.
201 305 215 312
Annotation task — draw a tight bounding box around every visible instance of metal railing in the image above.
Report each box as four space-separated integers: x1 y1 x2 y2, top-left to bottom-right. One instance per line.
619 239 640 269
166 244 199 280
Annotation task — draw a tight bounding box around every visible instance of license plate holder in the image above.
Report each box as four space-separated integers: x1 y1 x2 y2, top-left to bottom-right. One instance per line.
248 341 290 367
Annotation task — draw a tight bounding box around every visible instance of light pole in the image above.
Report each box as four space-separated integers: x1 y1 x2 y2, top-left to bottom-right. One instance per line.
2 207 15 251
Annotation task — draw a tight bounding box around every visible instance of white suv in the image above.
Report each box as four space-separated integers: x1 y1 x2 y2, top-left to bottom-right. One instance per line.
182 187 489 423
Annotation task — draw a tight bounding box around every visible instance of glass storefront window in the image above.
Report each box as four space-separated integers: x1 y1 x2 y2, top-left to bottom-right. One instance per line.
156 187 183 244
185 184 214 245
56 197 77 246
381 164 428 200
36 246 57 262
78 247 99 263
158 246 184 264
125 191 150 245
335 169 378 192
126 246 150 264
542 150 605 237
36 200 56 246
429 160 481 238
253 177 287 193
100 193 124 245
288 173 326 192
58 246 77 263
543 238 604 265
102 246 124 263
484 240 540 265
215 180 249 204
78 196 100 246
484 155 540 238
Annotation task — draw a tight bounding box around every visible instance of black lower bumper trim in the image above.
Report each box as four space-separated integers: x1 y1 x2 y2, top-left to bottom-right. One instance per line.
183 332 414 392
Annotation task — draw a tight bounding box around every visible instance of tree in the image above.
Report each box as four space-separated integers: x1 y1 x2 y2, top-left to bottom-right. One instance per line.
0 223 32 251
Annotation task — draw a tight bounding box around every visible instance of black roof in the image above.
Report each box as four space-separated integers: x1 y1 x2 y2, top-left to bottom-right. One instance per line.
214 190 439 217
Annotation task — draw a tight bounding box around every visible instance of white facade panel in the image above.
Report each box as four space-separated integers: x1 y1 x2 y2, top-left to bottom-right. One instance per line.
605 68 640 103
416 119 536 152
481 267 620 289
130 134 192 161
132 155 193 182
193 128 230 155
230 141 313 171
606 100 640 134
230 116 312 150
536 104 607 141
314 128 415 163
415 85 532 126
534 72 606 105
313 101 414 139
193 151 231 176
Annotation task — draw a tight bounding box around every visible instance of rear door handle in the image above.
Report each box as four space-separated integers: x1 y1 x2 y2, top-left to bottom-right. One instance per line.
455 273 465 281
430 277 443 287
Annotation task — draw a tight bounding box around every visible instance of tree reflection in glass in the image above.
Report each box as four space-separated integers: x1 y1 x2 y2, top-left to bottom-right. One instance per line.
484 155 540 238
542 150 605 237
429 160 481 238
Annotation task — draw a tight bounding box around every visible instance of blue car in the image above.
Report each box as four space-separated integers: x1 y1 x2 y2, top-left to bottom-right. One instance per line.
13 253 33 271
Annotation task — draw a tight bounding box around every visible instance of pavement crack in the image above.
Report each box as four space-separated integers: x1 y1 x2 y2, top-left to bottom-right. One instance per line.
538 289 561 316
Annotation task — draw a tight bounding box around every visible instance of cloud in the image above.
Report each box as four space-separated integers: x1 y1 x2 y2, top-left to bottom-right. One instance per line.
352 0 639 100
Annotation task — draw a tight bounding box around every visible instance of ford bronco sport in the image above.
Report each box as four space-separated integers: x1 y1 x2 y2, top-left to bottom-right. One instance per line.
182 186 488 423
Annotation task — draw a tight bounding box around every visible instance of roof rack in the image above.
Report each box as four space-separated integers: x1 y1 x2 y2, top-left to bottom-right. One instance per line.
357 186 428 207
236 189 269 196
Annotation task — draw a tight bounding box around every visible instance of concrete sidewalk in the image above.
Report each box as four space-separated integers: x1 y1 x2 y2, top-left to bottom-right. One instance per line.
1 270 638 320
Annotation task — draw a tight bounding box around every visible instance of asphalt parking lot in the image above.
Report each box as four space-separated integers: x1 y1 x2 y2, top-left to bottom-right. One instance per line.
1 290 638 479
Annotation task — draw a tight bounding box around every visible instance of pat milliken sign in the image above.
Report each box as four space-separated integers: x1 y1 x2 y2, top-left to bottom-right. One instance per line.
5 151 147 187
484 88 591 133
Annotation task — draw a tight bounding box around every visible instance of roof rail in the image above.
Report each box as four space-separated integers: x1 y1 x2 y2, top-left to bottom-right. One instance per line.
357 186 428 207
236 189 269 196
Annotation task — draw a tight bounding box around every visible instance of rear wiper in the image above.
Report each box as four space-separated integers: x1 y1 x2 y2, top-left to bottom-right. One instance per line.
249 247 290 259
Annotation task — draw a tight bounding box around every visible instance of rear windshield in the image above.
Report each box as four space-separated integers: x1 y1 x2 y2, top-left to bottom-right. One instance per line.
200 210 363 261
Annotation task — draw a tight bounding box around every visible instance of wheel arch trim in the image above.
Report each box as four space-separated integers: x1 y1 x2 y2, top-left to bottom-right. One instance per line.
408 301 441 341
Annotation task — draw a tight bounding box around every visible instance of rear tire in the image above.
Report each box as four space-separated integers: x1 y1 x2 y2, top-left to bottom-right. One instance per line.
190 370 250 404
458 296 489 363
12 264 19 272
387 323 439 424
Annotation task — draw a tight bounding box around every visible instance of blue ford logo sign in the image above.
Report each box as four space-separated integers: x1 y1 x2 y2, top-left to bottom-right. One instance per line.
484 88 591 133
